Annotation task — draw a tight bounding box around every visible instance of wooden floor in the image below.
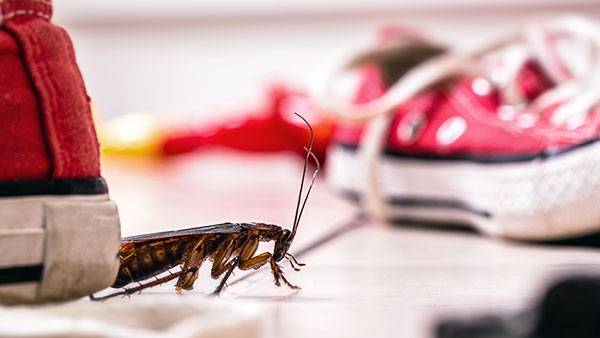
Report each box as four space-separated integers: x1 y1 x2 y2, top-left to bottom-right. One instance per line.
102 152 600 338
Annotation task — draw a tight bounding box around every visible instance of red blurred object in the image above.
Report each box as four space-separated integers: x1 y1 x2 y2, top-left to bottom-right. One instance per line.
162 85 332 163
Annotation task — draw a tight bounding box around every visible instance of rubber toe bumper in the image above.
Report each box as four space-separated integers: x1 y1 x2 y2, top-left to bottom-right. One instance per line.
0 194 121 304
328 140 600 241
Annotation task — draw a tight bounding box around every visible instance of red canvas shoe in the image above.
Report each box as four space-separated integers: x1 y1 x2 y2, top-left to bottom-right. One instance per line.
0 0 120 303
324 16 600 240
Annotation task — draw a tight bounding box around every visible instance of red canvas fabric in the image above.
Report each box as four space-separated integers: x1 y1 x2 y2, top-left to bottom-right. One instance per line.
0 28 49 180
0 0 100 180
332 59 599 157
0 0 51 22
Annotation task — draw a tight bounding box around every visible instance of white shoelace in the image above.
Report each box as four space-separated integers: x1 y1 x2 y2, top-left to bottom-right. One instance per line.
318 15 600 219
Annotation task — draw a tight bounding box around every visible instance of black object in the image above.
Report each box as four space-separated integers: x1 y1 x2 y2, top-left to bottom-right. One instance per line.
435 275 600 338
0 265 43 285
0 177 108 196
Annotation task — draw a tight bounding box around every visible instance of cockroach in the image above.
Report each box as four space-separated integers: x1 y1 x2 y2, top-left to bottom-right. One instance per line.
90 113 319 300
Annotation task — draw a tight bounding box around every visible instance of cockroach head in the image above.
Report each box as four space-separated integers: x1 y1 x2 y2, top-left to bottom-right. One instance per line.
273 229 292 261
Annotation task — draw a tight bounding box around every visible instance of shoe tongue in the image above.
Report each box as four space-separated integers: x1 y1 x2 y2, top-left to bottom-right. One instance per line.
353 65 388 105
515 60 554 101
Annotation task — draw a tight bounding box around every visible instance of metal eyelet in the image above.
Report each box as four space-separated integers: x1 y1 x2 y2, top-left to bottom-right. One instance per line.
472 77 492 96
436 116 467 145
516 113 537 129
396 111 427 144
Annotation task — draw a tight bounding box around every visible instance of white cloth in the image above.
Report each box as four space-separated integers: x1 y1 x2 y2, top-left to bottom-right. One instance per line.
0 297 264 338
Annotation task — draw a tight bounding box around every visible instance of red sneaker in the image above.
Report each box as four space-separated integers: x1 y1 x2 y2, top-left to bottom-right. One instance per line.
325 16 600 240
0 0 120 303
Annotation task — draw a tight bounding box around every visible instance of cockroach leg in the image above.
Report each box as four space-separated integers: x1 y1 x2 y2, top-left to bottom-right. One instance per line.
122 265 135 283
211 257 240 296
213 251 275 295
270 259 282 287
285 258 301 272
270 259 300 290
239 252 272 270
236 233 272 271
279 272 300 290
182 238 207 270
211 257 238 280
285 253 305 266
210 239 237 279
213 238 273 295
89 268 190 301
176 267 200 291
175 238 209 291
284 254 304 271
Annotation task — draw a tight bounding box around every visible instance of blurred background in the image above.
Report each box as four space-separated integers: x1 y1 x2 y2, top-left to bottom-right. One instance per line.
30 2 600 338
54 0 600 122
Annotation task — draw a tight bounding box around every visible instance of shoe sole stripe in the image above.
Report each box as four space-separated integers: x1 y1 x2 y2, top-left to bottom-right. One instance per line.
334 137 598 163
0 178 108 197
341 190 492 218
0 265 43 285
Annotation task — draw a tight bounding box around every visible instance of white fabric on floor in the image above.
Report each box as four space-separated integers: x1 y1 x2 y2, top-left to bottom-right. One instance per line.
0 297 264 338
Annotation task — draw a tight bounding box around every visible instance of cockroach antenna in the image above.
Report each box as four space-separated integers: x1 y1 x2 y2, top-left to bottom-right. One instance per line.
290 113 320 241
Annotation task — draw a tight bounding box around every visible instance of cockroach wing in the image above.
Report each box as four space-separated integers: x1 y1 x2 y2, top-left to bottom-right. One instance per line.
121 223 247 243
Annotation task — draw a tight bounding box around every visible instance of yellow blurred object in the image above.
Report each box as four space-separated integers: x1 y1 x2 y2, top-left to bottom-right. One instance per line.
98 113 166 156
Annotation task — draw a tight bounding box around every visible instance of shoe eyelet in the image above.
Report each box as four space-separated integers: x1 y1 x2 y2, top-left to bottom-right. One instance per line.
516 113 537 128
396 111 427 145
437 116 467 145
565 116 585 130
498 105 518 121
472 77 492 96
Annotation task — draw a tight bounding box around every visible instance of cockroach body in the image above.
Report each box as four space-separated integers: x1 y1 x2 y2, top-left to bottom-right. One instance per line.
91 114 318 300
113 222 297 291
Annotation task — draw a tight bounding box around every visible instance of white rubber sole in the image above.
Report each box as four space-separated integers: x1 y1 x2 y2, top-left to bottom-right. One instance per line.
327 141 600 241
0 194 121 304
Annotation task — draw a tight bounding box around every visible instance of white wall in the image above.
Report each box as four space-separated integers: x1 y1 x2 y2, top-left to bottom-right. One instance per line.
53 1 600 120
